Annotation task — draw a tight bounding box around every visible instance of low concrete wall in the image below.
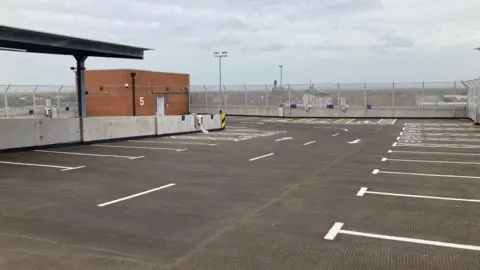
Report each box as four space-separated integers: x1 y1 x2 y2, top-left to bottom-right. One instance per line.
0 118 81 150
156 115 196 135
82 116 156 142
156 114 222 135
203 114 222 130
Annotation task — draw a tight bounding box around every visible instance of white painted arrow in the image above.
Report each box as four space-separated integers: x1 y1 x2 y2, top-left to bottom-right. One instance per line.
348 139 362 144
275 137 293 142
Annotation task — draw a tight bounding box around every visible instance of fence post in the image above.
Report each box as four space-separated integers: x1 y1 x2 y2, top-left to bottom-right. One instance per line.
312 83 315 114
187 85 191 113
33 85 39 118
265 84 269 109
422 82 425 117
288 84 291 115
223 85 227 114
57 85 64 108
392 82 395 117
337 82 340 115
4 85 10 119
364 82 367 109
203 85 207 113
453 81 457 117
243 84 247 115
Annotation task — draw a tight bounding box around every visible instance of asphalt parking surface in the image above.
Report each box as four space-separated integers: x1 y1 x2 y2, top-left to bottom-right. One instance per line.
1 116 479 269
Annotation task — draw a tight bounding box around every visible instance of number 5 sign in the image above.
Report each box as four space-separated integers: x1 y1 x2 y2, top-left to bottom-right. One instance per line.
139 97 144 106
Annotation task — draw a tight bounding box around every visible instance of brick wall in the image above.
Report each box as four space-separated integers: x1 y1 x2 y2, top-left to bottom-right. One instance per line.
84 69 190 116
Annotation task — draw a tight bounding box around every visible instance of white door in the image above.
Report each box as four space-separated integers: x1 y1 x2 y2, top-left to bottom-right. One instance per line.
156 97 165 116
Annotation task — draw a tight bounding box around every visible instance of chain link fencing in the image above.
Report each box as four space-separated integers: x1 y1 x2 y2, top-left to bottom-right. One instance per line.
462 79 480 123
189 81 467 117
0 85 78 119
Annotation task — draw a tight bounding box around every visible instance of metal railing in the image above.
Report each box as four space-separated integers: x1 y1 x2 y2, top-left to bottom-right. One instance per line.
462 79 480 122
1 85 78 119
189 82 468 116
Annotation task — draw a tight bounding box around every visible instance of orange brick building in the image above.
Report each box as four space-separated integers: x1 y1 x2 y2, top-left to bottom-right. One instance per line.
84 69 190 116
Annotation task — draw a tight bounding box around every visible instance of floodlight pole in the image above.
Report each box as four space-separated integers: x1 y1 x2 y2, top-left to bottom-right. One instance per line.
279 65 283 86
214 51 227 113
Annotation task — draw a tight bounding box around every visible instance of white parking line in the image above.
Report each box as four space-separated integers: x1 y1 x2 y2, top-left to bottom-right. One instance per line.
381 157 480 165
388 150 480 156
372 169 480 179
332 133 340 137
394 142 480 149
406 127 479 131
357 187 480 203
128 140 218 146
98 183 176 207
0 161 85 171
249 153 275 161
275 137 293 142
303 141 316 146
405 123 472 126
94 145 187 152
35 150 144 159
324 222 480 250
392 119 397 124
235 117 258 121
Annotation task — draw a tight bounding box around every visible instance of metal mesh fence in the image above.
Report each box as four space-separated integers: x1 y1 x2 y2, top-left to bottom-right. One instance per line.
190 81 465 113
1 85 78 118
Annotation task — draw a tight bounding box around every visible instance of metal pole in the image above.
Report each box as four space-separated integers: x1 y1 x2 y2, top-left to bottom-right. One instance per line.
421 82 425 117
223 85 227 114
288 84 291 115
364 82 367 108
244 85 247 114
280 66 283 86
312 83 315 114
33 85 39 118
219 57 222 113
265 84 269 108
453 81 457 117
188 85 191 113
4 85 10 119
203 85 207 113
392 81 395 117
57 85 64 108
337 82 340 115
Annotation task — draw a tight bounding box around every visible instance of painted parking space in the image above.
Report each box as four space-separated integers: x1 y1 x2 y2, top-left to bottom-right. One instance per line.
262 118 398 125
2 118 480 269
320 119 480 268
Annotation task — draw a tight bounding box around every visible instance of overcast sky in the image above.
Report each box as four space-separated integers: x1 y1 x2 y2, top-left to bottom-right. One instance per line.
1 0 480 86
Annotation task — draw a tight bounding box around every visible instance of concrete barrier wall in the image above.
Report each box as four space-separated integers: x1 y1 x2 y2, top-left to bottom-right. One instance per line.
203 114 222 130
156 115 196 135
156 114 221 135
0 118 81 150
82 116 156 142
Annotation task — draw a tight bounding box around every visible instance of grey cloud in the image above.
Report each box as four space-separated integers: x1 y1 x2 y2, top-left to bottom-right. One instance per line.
382 35 415 49
0 0 479 86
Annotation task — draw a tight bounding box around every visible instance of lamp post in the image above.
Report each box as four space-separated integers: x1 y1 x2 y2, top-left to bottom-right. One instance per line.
278 65 283 86
214 51 227 113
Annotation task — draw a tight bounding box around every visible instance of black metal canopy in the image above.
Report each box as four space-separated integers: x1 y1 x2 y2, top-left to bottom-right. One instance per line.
0 25 152 59
0 25 152 133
